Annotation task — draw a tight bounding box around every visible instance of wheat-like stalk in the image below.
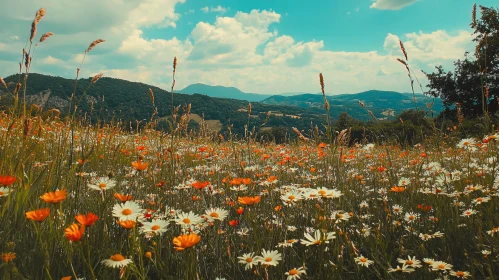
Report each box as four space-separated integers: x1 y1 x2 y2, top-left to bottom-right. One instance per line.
148 88 155 105
86 39 105 53
91 73 103 84
37 32 54 45
472 3 477 28
0 76 7 89
399 40 408 61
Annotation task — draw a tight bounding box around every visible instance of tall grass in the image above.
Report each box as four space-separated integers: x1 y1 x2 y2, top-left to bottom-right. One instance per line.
0 6 498 280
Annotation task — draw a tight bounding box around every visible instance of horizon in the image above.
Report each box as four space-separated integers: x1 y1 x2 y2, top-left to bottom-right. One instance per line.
0 0 495 94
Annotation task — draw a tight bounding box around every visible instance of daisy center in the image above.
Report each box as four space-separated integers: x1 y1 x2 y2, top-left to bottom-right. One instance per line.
183 218 191 224
438 264 445 269
122 208 132 215
151 225 160 231
110 254 125 261
360 257 367 262
245 257 253 263
289 269 298 275
406 260 413 265
265 257 272 262
318 190 326 195
210 213 219 218
0 191 4 196
288 195 295 200
408 215 415 220
456 271 465 276
287 239 295 243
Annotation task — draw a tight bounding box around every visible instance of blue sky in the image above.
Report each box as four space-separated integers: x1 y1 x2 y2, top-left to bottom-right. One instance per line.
0 0 496 94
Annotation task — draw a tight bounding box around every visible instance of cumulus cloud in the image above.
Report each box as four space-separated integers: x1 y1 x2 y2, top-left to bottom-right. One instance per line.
201 6 228 14
0 1 476 95
370 0 417 10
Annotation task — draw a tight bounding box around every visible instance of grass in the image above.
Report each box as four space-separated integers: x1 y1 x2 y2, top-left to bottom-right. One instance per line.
1 6 499 280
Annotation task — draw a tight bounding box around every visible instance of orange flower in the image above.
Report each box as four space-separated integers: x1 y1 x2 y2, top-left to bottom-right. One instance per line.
117 220 136 229
75 212 98 226
40 189 67 203
192 181 209 189
0 175 16 186
132 160 149 171
61 276 72 280
1 252 16 263
173 233 201 251
228 219 239 226
26 208 50 222
241 178 252 185
237 207 244 215
390 186 405 193
64 224 85 242
114 193 133 202
238 196 261 205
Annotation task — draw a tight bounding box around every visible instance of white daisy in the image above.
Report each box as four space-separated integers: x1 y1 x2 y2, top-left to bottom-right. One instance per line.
0 187 13 197
300 229 336 246
203 207 228 222
88 177 117 191
285 266 306 279
112 201 143 221
174 211 203 228
256 249 282 266
397 256 422 268
101 254 133 268
355 255 374 267
237 253 258 270
140 219 169 236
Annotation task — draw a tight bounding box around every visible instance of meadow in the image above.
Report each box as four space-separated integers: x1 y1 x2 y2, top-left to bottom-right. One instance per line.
1 7 499 280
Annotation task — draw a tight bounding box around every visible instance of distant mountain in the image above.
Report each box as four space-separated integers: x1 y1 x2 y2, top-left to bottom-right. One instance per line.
262 90 443 120
0 73 324 136
179 83 272 102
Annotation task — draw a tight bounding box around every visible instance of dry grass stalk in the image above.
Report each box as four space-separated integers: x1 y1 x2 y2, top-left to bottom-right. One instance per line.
30 8 46 43
358 101 366 108
86 39 105 53
38 32 54 44
399 40 408 61
247 103 252 116
0 77 6 89
173 57 177 73
472 3 477 28
91 73 103 84
148 88 155 105
292 127 309 142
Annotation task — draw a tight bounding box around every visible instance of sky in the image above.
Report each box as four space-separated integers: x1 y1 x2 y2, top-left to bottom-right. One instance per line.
0 0 496 95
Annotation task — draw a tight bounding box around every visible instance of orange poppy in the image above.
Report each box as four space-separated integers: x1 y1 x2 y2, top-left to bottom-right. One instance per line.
132 160 149 171
75 212 98 226
241 178 252 185
228 220 239 226
114 193 133 202
192 181 209 189
390 186 405 193
64 223 85 242
173 233 201 251
238 196 261 205
61 276 72 280
117 220 136 229
40 189 67 203
0 175 16 186
236 207 244 215
25 208 50 222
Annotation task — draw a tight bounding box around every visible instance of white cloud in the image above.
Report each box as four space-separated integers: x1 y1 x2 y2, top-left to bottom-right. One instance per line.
370 0 418 10
383 31 474 64
42 55 65 65
201 6 228 14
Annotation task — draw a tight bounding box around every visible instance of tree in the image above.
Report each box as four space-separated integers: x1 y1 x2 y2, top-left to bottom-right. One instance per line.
424 5 498 119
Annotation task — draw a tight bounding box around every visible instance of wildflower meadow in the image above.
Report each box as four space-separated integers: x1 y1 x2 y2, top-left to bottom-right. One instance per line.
1 6 499 280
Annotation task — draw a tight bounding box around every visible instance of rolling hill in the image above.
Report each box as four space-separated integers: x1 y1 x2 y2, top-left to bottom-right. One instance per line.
179 83 272 102
262 90 443 120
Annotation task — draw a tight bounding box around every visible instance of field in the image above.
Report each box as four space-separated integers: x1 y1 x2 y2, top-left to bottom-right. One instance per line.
1 6 499 280
0 110 498 279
